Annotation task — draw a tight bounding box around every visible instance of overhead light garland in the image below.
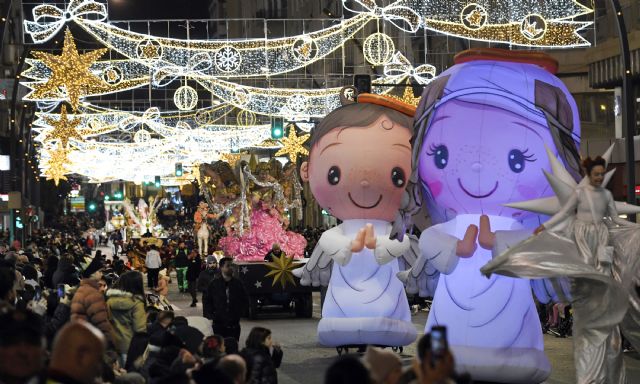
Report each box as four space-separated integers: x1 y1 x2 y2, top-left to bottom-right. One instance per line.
23 0 416 77
42 143 71 186
344 0 593 48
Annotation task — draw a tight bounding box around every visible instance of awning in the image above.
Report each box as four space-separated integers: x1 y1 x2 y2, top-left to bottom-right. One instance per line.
589 48 640 88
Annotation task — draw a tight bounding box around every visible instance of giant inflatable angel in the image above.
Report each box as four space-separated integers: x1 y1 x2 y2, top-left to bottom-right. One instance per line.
393 49 585 383
482 146 640 384
295 93 418 347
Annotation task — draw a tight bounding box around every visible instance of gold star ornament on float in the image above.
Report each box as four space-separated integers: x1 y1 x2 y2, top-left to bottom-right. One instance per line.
265 253 302 289
30 28 107 111
274 126 309 164
43 105 83 148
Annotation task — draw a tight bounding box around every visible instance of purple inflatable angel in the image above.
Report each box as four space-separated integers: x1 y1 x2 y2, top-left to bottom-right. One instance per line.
393 49 582 383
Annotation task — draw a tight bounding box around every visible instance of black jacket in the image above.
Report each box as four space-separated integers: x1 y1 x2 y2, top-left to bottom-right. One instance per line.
175 248 189 268
186 255 202 282
206 277 249 326
51 260 80 287
241 346 283 384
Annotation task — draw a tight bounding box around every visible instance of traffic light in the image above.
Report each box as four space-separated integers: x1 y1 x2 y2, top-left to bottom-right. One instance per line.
353 74 372 94
175 163 183 177
113 191 123 200
104 195 110 201
271 117 284 139
154 176 161 188
88 202 97 212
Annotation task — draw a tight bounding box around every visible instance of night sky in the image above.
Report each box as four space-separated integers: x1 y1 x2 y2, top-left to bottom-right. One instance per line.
106 0 213 20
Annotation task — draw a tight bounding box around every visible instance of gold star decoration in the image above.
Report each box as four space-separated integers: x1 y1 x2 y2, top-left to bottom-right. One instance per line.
30 28 107 111
295 41 313 60
274 126 309 164
386 79 421 107
138 40 161 59
264 253 302 289
219 152 243 168
465 8 486 28
43 144 71 186
43 104 83 148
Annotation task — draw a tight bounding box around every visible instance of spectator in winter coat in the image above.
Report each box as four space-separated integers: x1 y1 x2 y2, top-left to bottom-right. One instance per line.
241 327 283 384
70 275 115 344
206 257 249 341
82 250 104 278
52 254 80 287
198 256 219 319
106 271 147 362
145 245 162 288
43 255 59 289
187 251 202 307
155 269 170 297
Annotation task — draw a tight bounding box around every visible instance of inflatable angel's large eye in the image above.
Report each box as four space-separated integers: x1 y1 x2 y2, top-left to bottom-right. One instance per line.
391 167 406 188
508 149 535 173
428 144 449 170
327 166 341 185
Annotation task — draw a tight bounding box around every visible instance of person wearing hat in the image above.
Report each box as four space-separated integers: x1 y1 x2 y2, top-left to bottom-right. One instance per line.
198 255 220 319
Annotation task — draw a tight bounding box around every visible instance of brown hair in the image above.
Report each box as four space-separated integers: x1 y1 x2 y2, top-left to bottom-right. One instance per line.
308 103 414 150
583 156 606 175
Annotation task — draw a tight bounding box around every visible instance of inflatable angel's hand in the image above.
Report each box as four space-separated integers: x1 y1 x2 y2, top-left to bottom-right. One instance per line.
350 228 366 253
478 215 496 250
456 224 478 257
364 224 377 249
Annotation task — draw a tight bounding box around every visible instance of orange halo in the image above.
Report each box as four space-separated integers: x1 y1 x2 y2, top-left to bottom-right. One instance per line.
357 93 417 117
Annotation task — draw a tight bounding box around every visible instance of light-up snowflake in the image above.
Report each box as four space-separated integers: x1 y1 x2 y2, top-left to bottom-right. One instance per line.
286 94 308 114
215 46 241 73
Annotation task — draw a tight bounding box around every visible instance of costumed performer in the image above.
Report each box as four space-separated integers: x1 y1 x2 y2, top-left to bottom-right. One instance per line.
393 48 586 383
482 148 640 384
294 92 418 347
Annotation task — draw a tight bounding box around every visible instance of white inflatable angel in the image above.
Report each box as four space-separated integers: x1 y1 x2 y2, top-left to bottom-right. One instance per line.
294 95 419 347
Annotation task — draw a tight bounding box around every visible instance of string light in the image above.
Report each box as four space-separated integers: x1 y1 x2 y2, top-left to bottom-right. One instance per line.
23 0 398 77
345 0 593 48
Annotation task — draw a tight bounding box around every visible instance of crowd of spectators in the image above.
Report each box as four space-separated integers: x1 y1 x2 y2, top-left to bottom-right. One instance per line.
0 214 468 384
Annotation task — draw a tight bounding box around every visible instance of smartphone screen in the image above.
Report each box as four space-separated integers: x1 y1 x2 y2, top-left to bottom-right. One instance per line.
430 326 447 365
57 284 65 298
34 286 42 301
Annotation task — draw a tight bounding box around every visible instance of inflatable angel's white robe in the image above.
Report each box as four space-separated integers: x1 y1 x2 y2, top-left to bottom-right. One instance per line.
295 219 417 347
407 214 550 383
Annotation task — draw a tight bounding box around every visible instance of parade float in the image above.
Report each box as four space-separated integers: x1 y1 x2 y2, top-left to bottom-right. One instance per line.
198 156 311 318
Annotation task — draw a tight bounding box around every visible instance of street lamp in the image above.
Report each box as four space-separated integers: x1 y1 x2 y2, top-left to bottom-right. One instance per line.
609 0 636 217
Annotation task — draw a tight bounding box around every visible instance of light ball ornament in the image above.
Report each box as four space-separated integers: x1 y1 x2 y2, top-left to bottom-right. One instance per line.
133 129 151 143
236 110 257 126
174 85 199 111
363 33 395 66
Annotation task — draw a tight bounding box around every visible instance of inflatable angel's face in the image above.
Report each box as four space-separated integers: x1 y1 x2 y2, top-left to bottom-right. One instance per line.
305 115 412 221
414 59 581 222
418 99 555 218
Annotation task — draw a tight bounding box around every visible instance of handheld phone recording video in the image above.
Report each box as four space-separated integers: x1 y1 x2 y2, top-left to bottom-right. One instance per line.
57 284 65 298
430 326 448 366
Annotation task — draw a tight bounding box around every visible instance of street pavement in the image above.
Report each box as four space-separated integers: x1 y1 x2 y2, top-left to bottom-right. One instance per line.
163 274 640 384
